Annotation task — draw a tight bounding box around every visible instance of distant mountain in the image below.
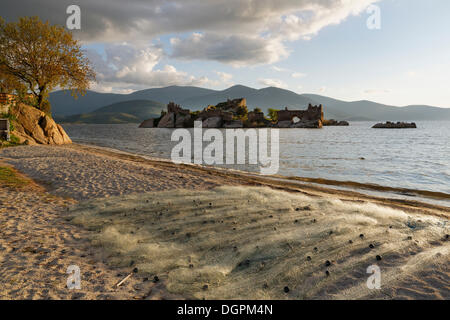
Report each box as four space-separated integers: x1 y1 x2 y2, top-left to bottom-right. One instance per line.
55 100 164 124
49 85 450 122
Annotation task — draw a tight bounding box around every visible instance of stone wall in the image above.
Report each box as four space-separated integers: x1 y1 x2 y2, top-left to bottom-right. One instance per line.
277 104 323 122
248 111 265 123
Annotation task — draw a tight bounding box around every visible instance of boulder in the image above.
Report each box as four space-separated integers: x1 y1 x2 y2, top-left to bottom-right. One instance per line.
276 121 292 128
372 121 417 129
202 116 222 128
139 119 155 128
175 113 191 128
157 112 175 128
223 120 243 128
10 103 72 145
323 119 349 126
290 119 323 128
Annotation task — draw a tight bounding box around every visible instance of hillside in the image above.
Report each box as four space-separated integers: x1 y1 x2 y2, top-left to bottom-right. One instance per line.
49 85 450 122
55 100 165 124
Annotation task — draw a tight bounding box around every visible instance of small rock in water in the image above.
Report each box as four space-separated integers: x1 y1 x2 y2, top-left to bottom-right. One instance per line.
325 260 332 267
189 264 194 268
369 244 375 249
153 276 159 283
133 267 138 273
284 286 290 293
306 256 311 261
294 220 298 224
325 270 330 277
329 231 333 235
313 247 318 252
445 234 449 240
359 234 364 239
407 236 413 240
202 284 209 290
263 283 269 289
348 240 353 244
376 255 382 261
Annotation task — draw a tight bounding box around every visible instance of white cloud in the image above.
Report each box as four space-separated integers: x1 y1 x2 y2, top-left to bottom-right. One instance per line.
86 44 211 89
216 71 233 83
364 89 390 94
291 72 306 78
258 78 288 89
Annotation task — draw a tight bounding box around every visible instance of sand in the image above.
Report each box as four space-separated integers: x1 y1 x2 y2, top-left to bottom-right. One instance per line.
0 144 448 300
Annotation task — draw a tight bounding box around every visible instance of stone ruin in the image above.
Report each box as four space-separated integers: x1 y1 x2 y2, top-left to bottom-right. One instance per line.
276 104 324 128
139 99 339 129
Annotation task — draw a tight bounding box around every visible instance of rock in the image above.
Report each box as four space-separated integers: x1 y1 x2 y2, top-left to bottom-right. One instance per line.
283 286 290 293
223 120 243 128
10 103 72 145
139 119 155 128
323 119 349 126
376 255 382 261
157 112 175 128
175 113 191 128
372 121 417 129
276 121 292 128
290 119 323 128
202 116 222 128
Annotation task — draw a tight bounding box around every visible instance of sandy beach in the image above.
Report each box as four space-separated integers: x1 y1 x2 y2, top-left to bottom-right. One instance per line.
0 144 448 300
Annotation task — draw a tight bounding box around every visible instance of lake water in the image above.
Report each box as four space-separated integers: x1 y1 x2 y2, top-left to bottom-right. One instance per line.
62 122 450 203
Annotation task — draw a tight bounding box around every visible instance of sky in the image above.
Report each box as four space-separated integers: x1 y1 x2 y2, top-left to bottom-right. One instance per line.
3 0 450 107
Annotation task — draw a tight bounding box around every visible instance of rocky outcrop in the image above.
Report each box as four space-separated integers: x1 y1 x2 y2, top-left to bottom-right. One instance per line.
10 103 72 145
202 117 222 128
372 121 417 129
138 119 154 128
323 119 349 126
157 112 175 128
223 120 243 128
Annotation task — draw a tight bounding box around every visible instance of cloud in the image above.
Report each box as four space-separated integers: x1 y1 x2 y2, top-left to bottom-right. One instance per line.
216 71 233 83
171 33 288 66
2 0 380 66
291 72 306 78
86 44 211 89
258 78 288 89
364 89 390 94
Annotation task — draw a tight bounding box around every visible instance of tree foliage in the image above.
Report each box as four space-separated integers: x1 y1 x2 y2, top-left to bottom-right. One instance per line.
0 16 95 113
267 108 279 122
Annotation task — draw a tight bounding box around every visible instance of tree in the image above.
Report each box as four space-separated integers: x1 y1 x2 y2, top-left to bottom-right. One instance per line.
0 16 95 114
267 108 279 122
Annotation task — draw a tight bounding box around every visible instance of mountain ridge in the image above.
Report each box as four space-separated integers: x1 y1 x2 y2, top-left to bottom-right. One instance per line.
49 85 450 122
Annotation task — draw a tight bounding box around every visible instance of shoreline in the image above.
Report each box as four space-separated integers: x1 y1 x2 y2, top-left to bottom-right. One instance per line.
72 143 450 217
0 144 448 299
70 140 450 209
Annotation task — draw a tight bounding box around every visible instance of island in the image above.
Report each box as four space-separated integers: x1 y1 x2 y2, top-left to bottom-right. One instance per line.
139 98 349 129
372 121 417 129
